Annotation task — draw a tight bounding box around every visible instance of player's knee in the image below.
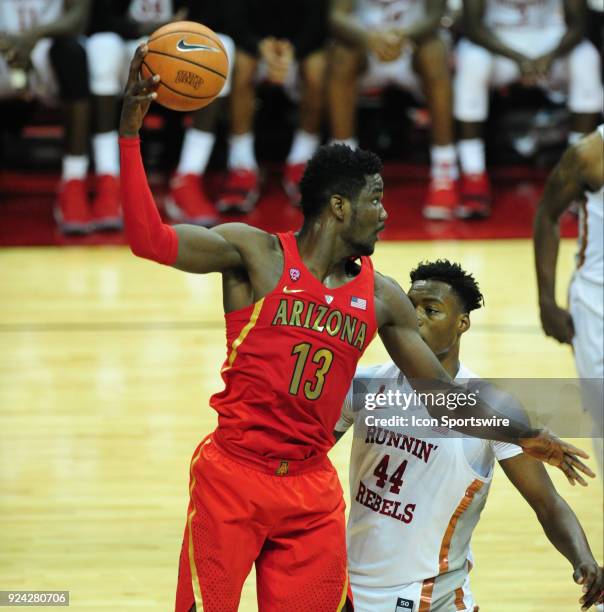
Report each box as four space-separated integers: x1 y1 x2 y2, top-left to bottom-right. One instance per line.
302 52 327 94
328 44 361 81
415 37 450 83
49 37 90 101
86 32 125 96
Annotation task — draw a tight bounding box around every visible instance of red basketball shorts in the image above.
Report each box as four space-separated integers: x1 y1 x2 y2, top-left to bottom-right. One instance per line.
175 436 354 612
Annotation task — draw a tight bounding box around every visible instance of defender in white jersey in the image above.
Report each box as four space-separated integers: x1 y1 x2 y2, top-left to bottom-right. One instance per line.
453 0 603 218
0 0 92 234
86 0 235 228
534 126 604 478
329 0 462 220
335 260 604 611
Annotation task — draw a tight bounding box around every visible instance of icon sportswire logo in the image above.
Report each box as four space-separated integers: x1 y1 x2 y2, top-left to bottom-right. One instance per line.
176 39 220 53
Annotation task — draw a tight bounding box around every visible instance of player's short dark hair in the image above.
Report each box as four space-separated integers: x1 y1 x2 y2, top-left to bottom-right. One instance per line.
299 144 383 219
410 259 485 313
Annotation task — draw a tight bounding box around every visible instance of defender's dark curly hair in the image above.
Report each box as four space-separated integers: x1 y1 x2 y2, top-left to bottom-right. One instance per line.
299 144 383 219
410 259 485 313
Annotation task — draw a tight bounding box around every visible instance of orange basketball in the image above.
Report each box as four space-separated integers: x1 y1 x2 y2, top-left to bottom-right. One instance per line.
141 21 228 112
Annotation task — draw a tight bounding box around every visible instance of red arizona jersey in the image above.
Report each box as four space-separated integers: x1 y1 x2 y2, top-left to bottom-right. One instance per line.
210 231 377 463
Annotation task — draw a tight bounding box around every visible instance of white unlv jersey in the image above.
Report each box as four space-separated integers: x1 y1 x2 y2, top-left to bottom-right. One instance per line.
128 0 173 23
576 125 604 286
335 361 522 589
0 0 63 33
356 0 426 30
484 0 564 28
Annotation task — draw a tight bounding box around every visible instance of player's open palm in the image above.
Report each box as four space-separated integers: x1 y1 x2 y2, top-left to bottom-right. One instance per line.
119 44 160 138
519 429 595 486
573 562 604 609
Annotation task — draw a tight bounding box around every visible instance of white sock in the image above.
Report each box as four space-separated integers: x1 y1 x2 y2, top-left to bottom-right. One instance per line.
568 131 585 145
457 139 485 176
430 145 458 181
92 131 119 176
287 130 320 165
330 137 358 149
177 128 216 175
228 133 257 170
62 155 89 181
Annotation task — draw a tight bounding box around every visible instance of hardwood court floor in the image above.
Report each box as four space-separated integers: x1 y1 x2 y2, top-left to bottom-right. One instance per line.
1 239 602 611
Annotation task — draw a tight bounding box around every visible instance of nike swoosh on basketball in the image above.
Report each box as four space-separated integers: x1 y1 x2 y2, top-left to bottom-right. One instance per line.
283 286 304 294
176 39 220 53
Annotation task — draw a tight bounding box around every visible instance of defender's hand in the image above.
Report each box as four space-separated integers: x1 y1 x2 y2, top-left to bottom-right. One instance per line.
574 563 604 609
540 301 574 344
119 44 160 138
519 430 594 486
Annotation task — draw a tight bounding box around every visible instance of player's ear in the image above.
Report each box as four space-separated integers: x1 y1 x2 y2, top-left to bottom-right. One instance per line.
329 194 349 221
459 313 470 336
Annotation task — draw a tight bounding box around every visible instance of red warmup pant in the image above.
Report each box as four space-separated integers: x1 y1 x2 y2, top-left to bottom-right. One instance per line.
175 436 353 612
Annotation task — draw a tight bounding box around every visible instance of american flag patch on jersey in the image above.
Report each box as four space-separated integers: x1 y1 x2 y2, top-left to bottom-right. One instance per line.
350 296 367 310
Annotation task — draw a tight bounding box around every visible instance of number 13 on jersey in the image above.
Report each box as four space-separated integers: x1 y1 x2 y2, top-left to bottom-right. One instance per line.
289 342 334 400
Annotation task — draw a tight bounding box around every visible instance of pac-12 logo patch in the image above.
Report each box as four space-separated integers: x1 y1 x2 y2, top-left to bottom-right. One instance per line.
395 597 414 611
289 268 301 282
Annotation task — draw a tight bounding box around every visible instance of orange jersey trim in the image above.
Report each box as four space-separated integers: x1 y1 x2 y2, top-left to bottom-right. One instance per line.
576 198 589 270
419 577 435 612
439 479 484 573
221 298 265 373
455 587 466 610
419 480 483 611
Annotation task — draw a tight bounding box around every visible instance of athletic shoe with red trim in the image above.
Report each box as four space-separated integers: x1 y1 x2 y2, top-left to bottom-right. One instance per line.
92 174 123 231
216 168 260 213
457 173 491 219
422 178 458 220
165 173 219 227
282 162 306 206
55 179 92 235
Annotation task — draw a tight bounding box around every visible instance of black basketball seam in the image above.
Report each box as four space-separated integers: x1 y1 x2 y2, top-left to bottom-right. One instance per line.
142 59 216 99
146 49 227 80
148 30 226 55
149 76 221 100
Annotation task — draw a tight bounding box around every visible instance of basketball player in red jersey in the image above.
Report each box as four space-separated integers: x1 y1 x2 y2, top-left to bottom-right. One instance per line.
119 46 593 612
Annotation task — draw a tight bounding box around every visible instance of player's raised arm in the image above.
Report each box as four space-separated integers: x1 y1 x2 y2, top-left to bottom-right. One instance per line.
118 45 247 274
374 272 592 467
499 454 603 609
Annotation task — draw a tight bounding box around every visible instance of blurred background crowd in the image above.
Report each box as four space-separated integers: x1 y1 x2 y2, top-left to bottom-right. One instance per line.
0 0 602 236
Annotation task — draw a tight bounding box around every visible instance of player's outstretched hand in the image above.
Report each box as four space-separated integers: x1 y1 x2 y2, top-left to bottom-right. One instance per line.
573 563 604 610
119 44 160 138
519 430 595 486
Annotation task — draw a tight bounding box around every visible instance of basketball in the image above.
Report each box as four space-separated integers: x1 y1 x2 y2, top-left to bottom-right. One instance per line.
142 21 229 112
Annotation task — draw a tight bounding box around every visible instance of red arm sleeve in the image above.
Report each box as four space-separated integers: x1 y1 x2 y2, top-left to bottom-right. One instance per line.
119 137 179 266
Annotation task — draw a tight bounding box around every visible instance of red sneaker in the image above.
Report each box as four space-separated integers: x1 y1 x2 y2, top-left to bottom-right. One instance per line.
165 173 219 227
217 168 260 213
282 162 306 206
55 179 92 235
422 178 459 220
457 173 491 219
92 175 123 231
